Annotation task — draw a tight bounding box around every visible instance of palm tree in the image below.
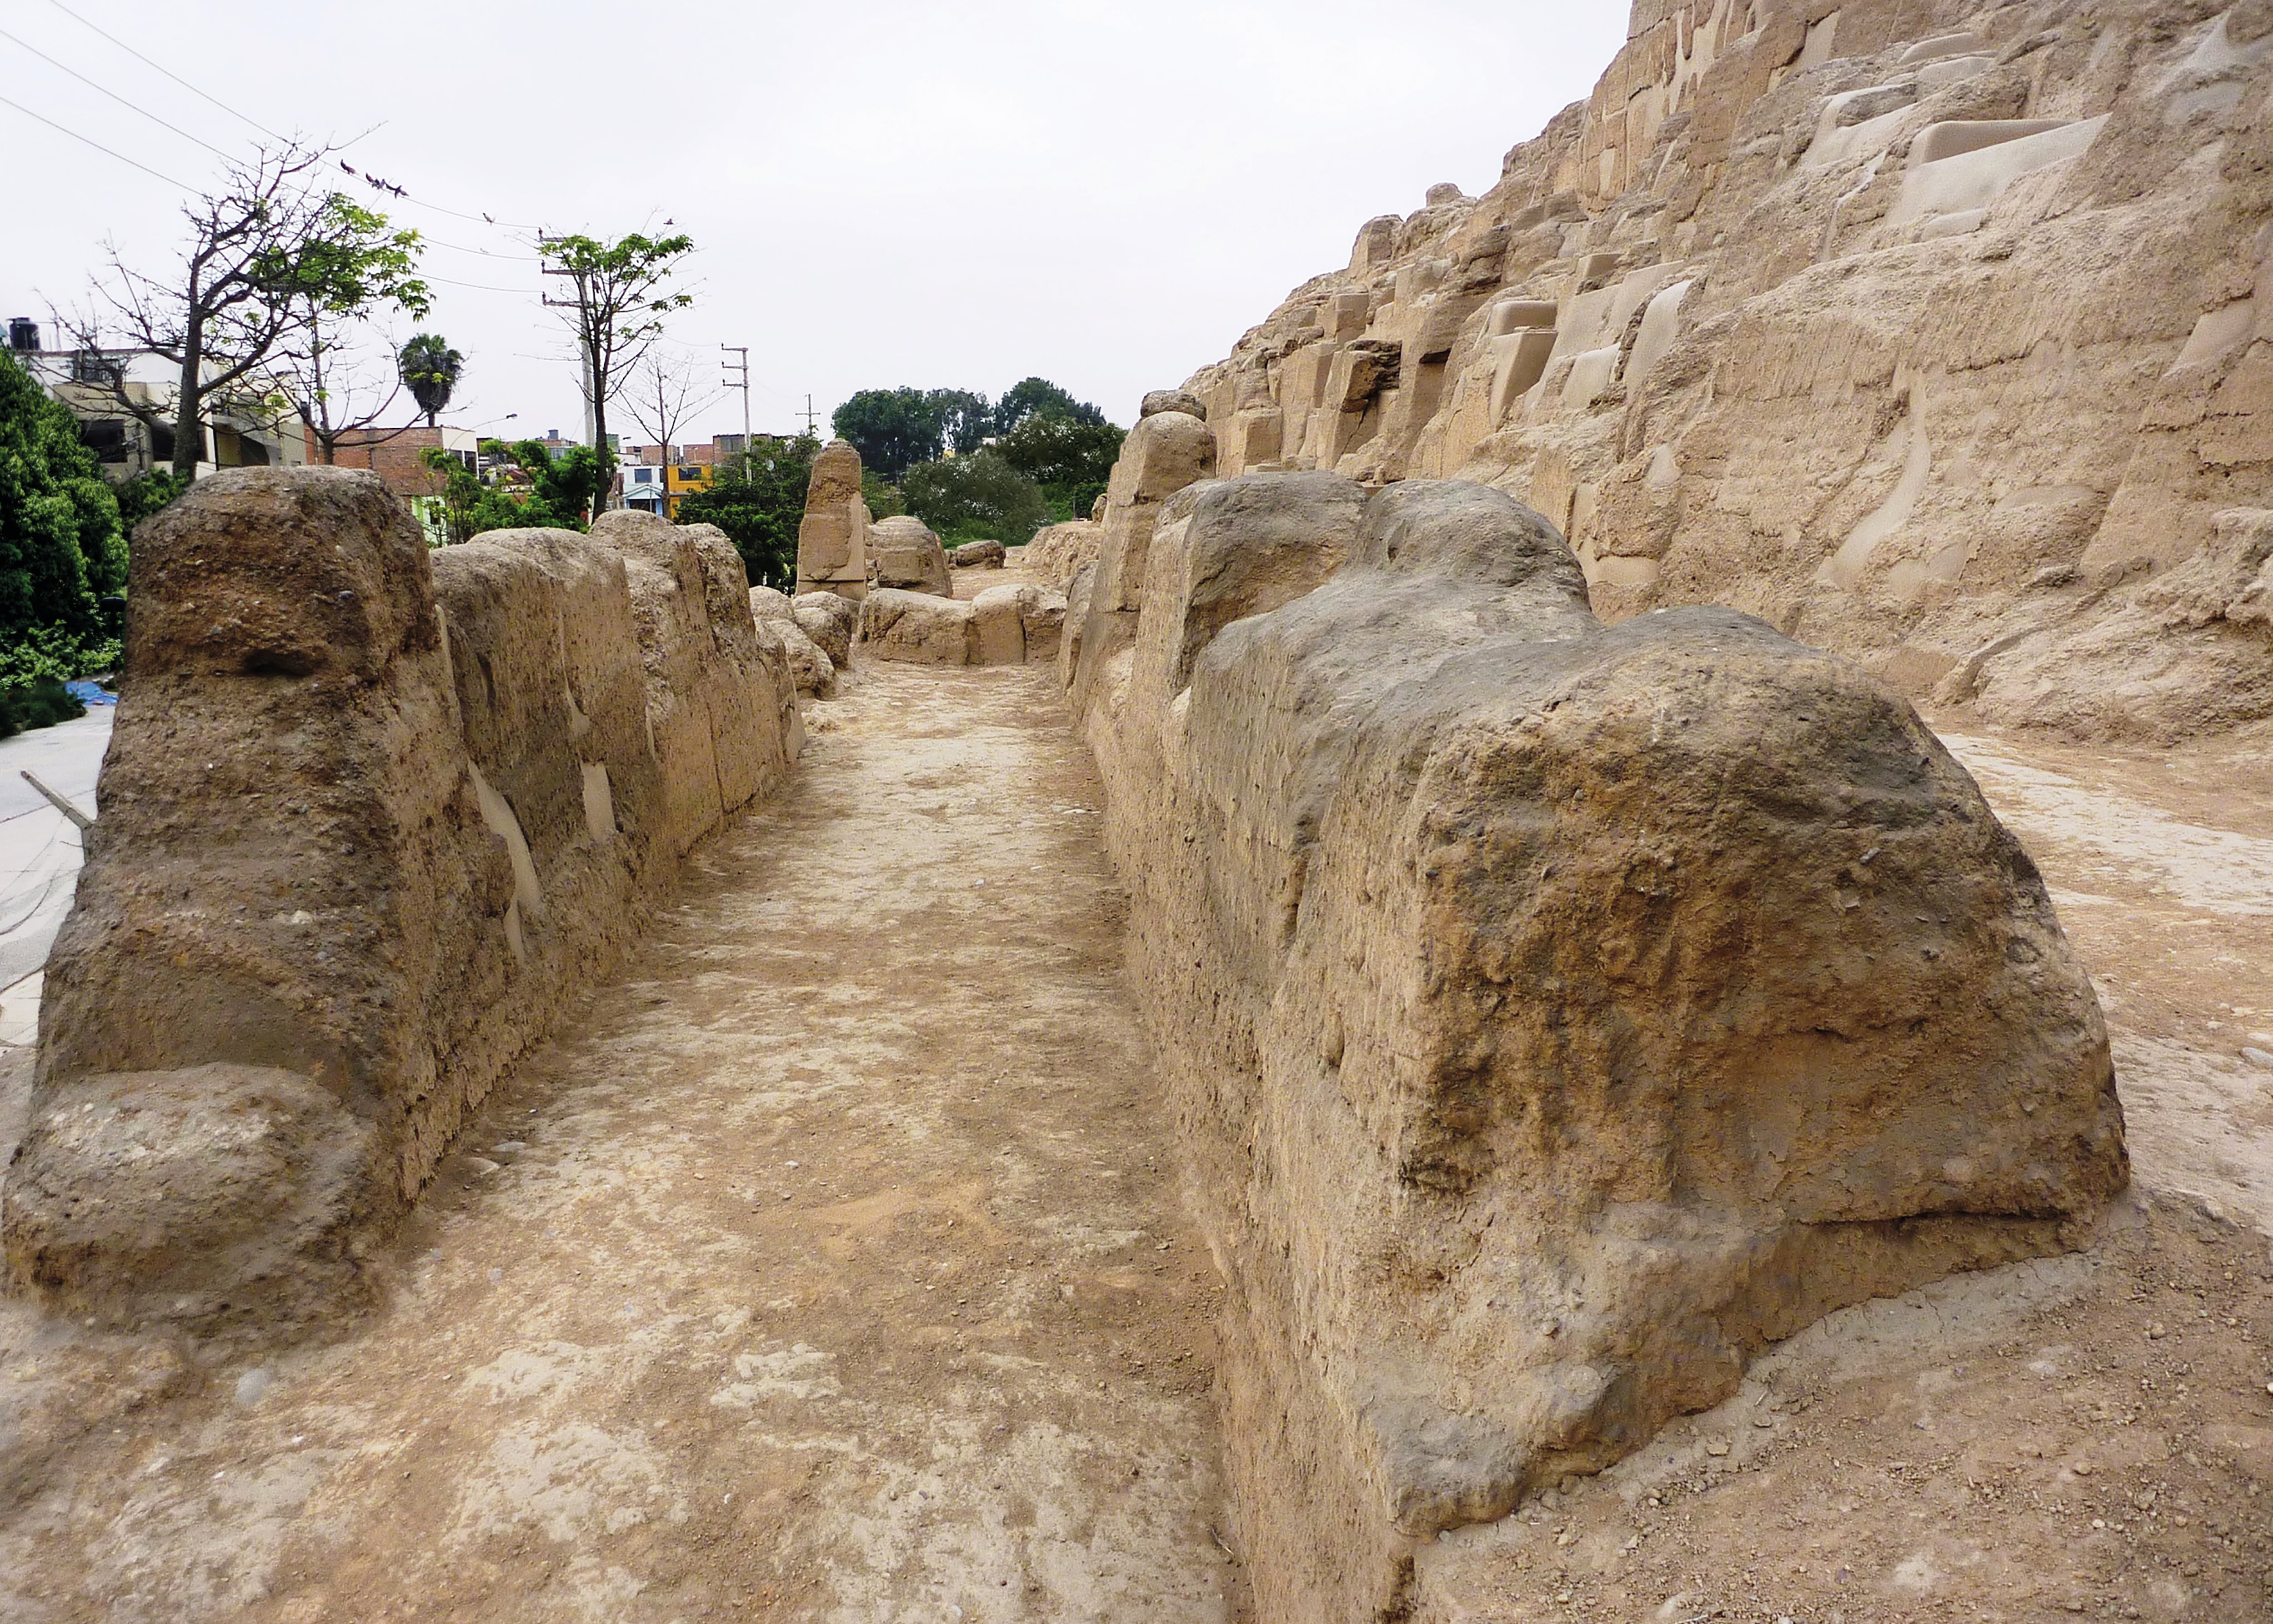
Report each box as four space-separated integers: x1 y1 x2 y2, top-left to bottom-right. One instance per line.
398 333 465 428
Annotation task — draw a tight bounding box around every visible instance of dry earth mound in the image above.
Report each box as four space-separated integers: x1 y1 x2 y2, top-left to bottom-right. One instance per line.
860 583 1066 667
1061 441 2127 1619
1183 0 2273 742
1 471 799 1328
867 515 953 596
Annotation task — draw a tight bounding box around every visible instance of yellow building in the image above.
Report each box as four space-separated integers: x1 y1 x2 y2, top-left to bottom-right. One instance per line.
622 443 716 518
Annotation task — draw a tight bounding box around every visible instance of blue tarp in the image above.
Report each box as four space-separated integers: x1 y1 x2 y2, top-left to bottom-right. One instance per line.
64 681 117 707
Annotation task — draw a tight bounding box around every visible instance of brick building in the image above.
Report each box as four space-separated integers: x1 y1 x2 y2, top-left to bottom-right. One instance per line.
329 425 478 546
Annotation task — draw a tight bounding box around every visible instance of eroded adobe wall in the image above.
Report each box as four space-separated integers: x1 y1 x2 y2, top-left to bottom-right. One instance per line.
1186 0 2273 742
1060 431 2126 1619
0 471 800 1327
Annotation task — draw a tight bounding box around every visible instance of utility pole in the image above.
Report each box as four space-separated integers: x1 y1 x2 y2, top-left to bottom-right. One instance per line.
801 393 820 437
721 345 750 453
537 236 598 447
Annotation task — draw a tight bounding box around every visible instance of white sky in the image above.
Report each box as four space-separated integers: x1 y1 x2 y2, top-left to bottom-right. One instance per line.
2 0 1627 442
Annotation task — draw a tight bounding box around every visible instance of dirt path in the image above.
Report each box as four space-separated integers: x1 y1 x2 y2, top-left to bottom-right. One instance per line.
1936 727 2273 1238
6 646 2273 1624
0 662 1245 1624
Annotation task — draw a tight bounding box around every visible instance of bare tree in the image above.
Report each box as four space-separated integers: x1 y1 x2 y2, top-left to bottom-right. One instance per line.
267 322 404 466
58 141 428 479
622 349 721 518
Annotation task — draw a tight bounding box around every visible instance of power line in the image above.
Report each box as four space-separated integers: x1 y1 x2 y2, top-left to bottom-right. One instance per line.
371 186 539 234
0 24 234 161
39 0 539 236
424 272 534 294
0 75 534 285
0 90 188 189
41 0 282 141
416 234 541 263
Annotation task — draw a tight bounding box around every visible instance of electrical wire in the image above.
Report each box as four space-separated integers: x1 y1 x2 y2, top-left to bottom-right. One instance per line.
0 34 533 255
39 0 541 234
41 0 283 141
0 89 189 188
419 235 541 263
426 273 536 294
0 24 233 161
366 186 540 234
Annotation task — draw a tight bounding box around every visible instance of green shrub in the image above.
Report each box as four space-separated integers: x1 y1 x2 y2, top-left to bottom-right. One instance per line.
0 351 129 677
900 451 1050 545
0 676 87 739
0 624 117 686
115 469 189 532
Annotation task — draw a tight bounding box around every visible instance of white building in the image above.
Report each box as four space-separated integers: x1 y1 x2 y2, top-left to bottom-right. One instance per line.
8 316 310 480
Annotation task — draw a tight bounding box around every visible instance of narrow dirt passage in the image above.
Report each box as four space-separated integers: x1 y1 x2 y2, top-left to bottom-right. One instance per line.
0 663 1245 1624
1934 725 2273 1237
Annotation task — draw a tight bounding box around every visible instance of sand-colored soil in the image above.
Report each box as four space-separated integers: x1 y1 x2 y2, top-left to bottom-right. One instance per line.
0 664 1243 1623
1 658 2269 1623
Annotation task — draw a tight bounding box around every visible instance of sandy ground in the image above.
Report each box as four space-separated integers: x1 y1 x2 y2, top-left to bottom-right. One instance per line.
2 622 2271 1624
0 662 1244 1624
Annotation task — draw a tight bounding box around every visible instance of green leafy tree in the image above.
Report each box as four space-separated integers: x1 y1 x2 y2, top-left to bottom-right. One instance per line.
674 435 821 591
835 379 1106 479
421 438 606 543
900 450 1049 545
931 389 993 455
831 386 948 480
860 468 904 520
994 376 1106 433
399 333 465 427
60 140 430 479
511 439 612 526
0 352 128 682
538 230 694 491
270 196 433 465
993 412 1124 519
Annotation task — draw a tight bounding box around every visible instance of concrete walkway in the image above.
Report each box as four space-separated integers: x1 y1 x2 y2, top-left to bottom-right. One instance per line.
0 708 110 1045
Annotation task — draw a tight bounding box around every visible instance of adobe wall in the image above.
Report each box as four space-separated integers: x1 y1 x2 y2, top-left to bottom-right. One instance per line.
1184 0 2273 742
0 470 800 1327
1061 431 2127 1619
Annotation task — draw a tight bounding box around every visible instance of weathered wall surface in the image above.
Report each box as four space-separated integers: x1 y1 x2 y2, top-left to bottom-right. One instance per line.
1 471 799 1326
795 439 871 598
1185 0 2273 742
859 583 1067 667
1061 443 2126 1619
867 515 953 596
1023 520 1103 591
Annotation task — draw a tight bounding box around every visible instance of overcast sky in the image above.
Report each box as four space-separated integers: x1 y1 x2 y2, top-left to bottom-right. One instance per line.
3 0 1626 443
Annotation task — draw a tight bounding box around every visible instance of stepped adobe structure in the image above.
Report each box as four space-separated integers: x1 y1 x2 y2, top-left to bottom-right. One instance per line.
1183 0 2273 742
